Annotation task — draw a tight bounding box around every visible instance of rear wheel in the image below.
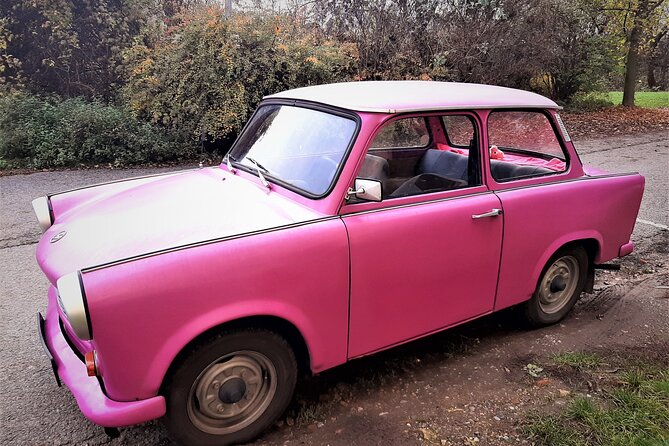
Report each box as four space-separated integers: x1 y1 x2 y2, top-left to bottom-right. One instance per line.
163 329 297 446
523 245 588 327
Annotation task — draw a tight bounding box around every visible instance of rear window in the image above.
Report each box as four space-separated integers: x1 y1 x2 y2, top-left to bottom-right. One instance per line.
487 111 568 182
488 111 564 159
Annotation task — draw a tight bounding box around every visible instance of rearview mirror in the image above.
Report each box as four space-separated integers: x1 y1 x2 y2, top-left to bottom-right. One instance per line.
346 178 382 202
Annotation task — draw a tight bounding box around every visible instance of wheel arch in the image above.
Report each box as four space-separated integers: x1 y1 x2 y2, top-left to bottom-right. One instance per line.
159 315 312 396
533 236 601 296
565 238 599 294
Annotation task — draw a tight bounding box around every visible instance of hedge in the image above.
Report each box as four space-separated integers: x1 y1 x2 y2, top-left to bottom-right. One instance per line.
0 93 198 168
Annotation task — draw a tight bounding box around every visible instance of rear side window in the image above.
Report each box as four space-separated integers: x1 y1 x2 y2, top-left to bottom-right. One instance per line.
487 111 567 182
371 117 430 149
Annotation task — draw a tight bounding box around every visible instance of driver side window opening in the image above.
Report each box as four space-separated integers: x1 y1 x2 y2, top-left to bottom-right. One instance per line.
357 114 482 200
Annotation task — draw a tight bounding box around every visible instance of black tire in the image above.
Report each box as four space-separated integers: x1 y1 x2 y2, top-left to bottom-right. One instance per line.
523 245 588 327
163 329 297 446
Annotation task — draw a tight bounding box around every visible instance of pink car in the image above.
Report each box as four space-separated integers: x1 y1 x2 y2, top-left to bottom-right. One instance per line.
35 81 644 445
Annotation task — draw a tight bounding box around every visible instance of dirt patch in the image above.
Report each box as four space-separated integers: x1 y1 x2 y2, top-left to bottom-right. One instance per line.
254 249 668 445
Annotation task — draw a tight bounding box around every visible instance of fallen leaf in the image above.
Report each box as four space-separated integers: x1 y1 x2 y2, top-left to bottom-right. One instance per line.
419 427 439 443
525 363 544 377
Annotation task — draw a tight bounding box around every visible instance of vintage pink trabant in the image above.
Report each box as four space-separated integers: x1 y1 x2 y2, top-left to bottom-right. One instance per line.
35 81 644 445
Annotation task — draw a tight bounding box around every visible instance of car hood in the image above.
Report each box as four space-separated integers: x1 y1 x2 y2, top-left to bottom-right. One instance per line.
36 168 320 283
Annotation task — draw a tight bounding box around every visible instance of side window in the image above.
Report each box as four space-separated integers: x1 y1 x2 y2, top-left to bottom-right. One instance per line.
487 111 567 182
442 115 475 148
370 117 429 149
355 115 480 201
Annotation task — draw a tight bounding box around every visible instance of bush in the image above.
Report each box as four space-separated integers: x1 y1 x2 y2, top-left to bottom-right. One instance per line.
567 92 614 112
122 8 359 145
0 93 198 168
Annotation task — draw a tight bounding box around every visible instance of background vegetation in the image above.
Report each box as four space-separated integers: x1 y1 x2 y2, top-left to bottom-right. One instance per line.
0 0 667 168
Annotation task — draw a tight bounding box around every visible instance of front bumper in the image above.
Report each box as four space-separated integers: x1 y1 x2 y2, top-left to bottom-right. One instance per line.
38 288 166 427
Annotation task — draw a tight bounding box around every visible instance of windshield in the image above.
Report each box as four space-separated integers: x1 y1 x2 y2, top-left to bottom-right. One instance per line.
228 104 357 196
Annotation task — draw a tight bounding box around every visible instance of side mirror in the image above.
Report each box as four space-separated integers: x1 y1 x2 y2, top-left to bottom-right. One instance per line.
346 178 382 202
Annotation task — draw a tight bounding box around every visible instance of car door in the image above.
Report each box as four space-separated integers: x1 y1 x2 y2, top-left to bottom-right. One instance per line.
341 113 504 358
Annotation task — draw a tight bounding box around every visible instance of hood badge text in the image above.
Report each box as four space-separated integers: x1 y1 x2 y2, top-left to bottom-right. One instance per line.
50 231 67 243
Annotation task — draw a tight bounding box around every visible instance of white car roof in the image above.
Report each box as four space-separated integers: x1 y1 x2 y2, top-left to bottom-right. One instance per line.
265 80 560 113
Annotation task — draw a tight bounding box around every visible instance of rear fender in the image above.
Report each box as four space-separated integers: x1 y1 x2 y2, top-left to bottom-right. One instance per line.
531 233 602 296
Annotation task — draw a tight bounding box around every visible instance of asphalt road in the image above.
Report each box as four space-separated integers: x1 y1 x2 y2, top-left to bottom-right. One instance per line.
0 131 667 445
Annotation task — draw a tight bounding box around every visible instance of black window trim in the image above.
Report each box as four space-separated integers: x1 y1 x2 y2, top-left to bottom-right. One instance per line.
440 114 478 150
368 116 433 151
227 98 362 200
355 109 484 201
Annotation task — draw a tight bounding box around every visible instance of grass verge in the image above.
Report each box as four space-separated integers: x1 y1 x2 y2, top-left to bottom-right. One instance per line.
608 91 669 108
524 359 669 446
552 351 603 370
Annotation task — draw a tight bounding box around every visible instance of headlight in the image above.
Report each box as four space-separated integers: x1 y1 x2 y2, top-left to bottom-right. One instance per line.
31 196 53 232
56 271 92 340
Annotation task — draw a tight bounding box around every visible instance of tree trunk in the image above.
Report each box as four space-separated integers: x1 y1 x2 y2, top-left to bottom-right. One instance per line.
648 63 657 89
622 24 643 107
647 29 667 90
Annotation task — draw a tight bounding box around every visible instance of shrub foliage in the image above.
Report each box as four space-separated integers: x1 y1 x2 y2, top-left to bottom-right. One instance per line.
0 93 196 168
123 9 359 144
0 1 665 168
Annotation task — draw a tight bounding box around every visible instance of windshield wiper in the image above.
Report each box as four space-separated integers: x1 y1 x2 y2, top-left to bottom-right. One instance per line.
246 157 270 188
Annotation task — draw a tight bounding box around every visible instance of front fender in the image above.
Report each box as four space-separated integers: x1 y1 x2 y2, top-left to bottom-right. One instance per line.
144 299 319 397
81 218 350 401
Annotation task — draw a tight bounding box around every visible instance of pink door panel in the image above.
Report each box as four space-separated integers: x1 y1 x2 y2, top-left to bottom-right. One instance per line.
492 174 644 311
344 192 503 358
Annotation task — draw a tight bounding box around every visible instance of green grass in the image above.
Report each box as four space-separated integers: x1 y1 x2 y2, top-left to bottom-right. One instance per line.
552 351 603 370
608 91 669 108
524 366 669 446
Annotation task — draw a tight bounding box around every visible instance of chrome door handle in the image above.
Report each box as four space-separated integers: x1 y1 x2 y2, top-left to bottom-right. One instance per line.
472 208 503 219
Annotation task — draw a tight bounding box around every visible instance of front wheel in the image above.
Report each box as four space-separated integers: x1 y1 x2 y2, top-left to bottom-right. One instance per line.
163 329 297 446
523 245 588 327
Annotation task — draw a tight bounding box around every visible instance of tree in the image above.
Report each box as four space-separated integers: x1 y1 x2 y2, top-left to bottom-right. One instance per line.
598 0 668 106
646 22 668 88
311 0 440 79
0 0 163 98
123 7 358 147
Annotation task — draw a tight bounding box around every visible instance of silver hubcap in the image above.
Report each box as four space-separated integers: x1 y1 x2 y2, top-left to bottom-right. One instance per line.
187 351 277 435
538 255 579 314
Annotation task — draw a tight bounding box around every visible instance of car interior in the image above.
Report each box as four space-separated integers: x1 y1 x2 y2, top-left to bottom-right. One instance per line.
358 115 480 199
357 113 563 200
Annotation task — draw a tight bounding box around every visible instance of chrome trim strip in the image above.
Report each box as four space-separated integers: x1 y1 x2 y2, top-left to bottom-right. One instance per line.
341 191 493 217
80 216 340 272
493 171 642 194
78 173 639 272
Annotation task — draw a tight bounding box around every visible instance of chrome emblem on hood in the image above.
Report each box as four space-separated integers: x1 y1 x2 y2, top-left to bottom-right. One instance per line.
50 231 67 243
